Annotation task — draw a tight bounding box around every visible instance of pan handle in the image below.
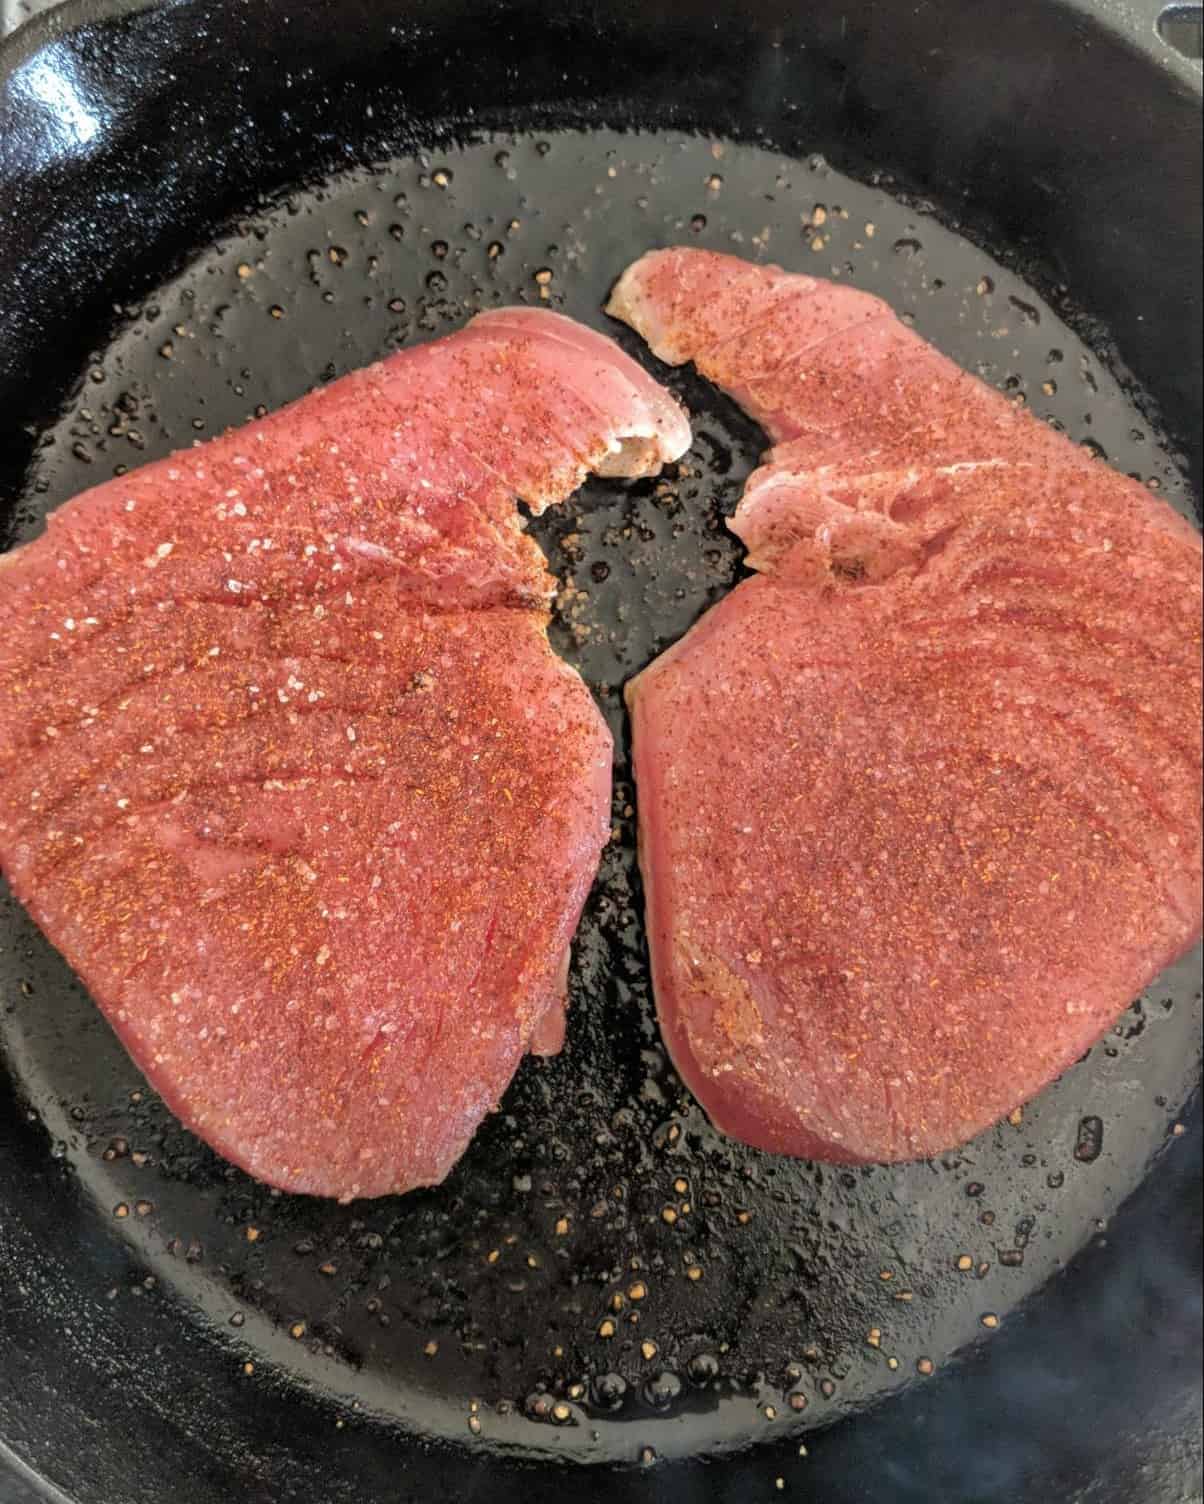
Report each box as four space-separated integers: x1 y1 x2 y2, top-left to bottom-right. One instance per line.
1151 1 1204 60
1063 0 1203 70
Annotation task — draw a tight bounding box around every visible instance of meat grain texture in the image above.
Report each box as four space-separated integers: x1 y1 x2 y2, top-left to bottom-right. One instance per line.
0 308 690 1199
610 248 1203 1164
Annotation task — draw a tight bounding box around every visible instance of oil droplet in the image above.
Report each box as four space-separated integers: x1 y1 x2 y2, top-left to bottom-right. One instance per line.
1075 1115 1104 1162
593 1372 627 1410
643 1371 682 1410
525 1392 551 1421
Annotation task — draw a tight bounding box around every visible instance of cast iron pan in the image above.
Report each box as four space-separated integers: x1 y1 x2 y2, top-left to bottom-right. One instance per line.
0 2 1201 1500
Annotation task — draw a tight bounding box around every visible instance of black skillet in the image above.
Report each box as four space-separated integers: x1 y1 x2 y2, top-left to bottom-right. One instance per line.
0 2 1201 1500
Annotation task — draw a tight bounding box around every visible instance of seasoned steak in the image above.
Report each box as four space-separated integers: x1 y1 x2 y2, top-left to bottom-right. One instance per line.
611 248 1202 1163
0 309 690 1198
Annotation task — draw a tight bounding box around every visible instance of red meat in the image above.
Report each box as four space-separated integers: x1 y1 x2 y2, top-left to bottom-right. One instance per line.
610 248 1202 1163
0 309 690 1198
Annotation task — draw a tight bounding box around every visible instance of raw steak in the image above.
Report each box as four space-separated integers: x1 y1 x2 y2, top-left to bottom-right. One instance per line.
0 308 690 1199
610 248 1203 1163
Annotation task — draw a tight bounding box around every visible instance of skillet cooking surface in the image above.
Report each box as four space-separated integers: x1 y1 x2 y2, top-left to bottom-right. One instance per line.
2 126 1201 1467
0 0 1201 1494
